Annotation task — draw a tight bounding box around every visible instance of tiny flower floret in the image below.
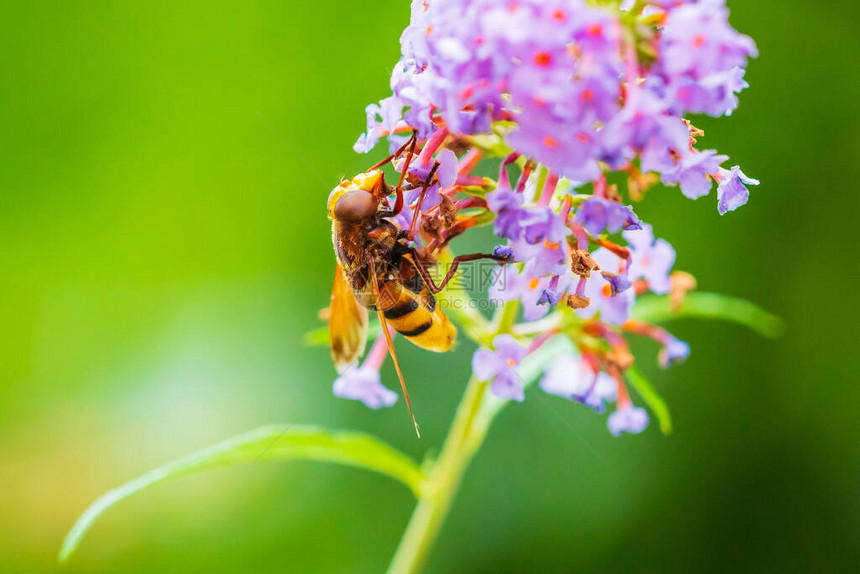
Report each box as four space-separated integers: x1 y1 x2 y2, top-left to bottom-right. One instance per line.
659 337 691 368
623 223 676 294
717 165 759 215
333 368 398 409
541 354 617 413
574 197 642 236
472 334 528 401
608 405 650 436
576 248 635 325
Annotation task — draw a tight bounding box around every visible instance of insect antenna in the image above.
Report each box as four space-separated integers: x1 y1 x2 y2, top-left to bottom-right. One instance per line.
369 259 421 438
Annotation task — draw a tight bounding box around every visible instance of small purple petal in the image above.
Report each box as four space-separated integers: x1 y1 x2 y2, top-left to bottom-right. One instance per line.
492 372 526 402
472 348 503 381
608 406 650 436
602 272 632 296
511 238 568 277
623 223 676 295
493 334 527 364
575 197 641 235
436 149 459 187
473 335 528 401
540 354 617 413
659 338 691 368
663 149 727 199
717 165 759 215
486 188 527 240
333 368 398 409
537 288 562 306
576 248 635 325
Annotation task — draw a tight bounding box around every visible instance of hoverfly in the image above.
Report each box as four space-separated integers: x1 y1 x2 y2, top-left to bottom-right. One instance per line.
327 134 508 435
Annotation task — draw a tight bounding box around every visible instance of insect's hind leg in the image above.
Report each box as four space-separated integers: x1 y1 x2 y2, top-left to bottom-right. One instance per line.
405 250 511 295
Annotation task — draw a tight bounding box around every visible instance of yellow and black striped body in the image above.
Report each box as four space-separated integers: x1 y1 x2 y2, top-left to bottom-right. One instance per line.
375 257 456 352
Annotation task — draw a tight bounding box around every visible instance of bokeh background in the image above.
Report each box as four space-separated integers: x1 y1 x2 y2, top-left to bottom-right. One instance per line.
1 1 858 572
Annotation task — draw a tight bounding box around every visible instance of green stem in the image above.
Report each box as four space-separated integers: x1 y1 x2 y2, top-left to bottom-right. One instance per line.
387 376 491 574
387 299 582 572
387 300 524 573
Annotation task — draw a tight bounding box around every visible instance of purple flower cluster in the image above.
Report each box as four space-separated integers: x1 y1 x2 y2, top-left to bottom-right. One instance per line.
657 0 758 117
338 0 758 437
357 0 759 213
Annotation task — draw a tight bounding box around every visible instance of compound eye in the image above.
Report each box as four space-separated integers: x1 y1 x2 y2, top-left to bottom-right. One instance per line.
334 190 379 223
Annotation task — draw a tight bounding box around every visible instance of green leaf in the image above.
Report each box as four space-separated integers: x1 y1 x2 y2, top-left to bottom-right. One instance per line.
626 366 673 435
633 292 784 339
59 425 425 564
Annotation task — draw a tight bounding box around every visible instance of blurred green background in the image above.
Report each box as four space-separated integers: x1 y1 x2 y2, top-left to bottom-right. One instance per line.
1 1 857 572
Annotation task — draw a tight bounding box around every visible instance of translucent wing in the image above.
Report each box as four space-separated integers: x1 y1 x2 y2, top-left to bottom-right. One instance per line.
329 263 368 373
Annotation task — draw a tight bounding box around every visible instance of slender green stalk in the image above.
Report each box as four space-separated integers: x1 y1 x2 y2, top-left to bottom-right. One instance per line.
387 376 490 574
388 300 523 573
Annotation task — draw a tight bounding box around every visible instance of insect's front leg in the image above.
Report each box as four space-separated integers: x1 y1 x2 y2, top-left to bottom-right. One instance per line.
407 161 440 242
368 132 418 217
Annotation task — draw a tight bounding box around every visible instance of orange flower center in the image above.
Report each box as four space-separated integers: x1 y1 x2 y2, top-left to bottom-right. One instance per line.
534 51 552 67
601 283 612 298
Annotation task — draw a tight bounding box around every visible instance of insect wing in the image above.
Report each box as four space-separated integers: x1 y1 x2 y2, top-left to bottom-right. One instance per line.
329 263 368 373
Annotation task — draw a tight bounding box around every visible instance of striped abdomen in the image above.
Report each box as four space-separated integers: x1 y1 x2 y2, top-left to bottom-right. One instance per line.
377 261 456 353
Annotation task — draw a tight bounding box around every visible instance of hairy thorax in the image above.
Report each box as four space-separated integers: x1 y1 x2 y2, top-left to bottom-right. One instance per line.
333 216 403 293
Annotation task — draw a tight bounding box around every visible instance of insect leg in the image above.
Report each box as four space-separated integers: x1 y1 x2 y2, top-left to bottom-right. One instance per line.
369 259 421 438
405 250 511 295
407 161 440 241
367 131 417 171
391 135 418 216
